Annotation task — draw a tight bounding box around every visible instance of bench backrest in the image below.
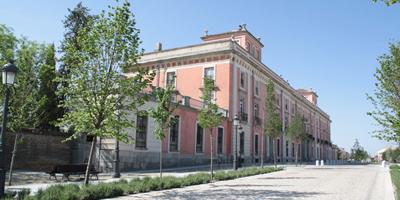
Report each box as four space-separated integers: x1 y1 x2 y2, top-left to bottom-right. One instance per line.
54 164 96 173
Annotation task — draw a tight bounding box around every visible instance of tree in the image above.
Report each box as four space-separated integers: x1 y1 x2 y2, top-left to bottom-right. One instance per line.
148 85 177 189
56 0 153 185
0 24 17 64
367 43 400 143
383 148 400 162
7 39 44 185
59 2 95 124
263 80 282 167
198 77 223 180
350 139 369 161
0 24 18 97
59 2 95 77
37 44 62 130
373 0 399 6
286 112 307 166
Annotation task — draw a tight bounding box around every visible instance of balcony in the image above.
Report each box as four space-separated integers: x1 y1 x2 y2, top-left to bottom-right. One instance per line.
239 112 248 123
174 94 229 118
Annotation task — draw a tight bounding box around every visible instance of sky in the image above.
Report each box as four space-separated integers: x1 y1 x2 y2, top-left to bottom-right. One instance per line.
1 0 400 154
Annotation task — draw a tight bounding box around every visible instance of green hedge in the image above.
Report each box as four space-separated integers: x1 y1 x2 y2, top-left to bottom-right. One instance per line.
19 166 282 200
390 165 400 200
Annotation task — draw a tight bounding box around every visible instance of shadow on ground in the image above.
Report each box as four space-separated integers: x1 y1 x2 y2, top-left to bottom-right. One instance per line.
140 187 323 200
257 176 316 180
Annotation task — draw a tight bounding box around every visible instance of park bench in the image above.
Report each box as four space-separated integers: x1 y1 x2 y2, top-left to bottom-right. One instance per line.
46 164 100 181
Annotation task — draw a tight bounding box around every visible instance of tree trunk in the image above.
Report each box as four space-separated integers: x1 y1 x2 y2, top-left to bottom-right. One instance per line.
8 134 18 186
84 136 97 185
260 134 264 168
273 139 277 168
159 140 163 189
210 128 214 181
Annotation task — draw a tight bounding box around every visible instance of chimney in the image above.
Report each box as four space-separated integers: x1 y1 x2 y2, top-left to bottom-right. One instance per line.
155 42 162 52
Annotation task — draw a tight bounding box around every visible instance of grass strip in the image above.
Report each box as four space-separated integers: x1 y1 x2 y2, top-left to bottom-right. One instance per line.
8 166 282 200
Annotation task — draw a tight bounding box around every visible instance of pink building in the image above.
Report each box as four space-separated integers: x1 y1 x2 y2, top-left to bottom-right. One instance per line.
99 25 333 171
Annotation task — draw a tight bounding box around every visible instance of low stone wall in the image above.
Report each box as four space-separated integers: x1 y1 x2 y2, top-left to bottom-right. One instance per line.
4 131 73 171
98 149 233 172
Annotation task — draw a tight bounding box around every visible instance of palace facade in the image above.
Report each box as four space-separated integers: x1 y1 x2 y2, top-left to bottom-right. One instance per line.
98 25 335 171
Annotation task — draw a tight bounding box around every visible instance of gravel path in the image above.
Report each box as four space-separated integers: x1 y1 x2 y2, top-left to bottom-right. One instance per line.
110 165 394 200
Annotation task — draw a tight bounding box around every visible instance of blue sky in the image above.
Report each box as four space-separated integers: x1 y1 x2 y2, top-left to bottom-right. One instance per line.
1 0 399 154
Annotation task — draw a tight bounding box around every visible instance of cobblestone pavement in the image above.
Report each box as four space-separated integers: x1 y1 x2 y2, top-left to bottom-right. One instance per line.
110 165 394 200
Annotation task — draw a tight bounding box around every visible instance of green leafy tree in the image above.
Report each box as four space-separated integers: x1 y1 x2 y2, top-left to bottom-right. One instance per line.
37 44 62 130
0 24 18 98
373 0 399 5
367 43 400 142
59 2 95 80
286 112 307 166
56 0 153 185
350 139 369 161
0 24 17 64
384 148 400 162
148 85 177 188
59 2 95 124
198 77 223 180
263 80 282 167
7 39 44 185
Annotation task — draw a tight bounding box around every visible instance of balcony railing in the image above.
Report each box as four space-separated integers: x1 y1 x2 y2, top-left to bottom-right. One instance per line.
239 112 248 123
174 94 229 118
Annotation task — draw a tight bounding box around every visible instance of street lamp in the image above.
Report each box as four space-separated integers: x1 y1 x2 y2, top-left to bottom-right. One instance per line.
113 103 121 178
233 115 239 170
0 60 17 197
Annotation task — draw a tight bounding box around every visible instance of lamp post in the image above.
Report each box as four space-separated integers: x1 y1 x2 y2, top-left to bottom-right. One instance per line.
233 115 239 170
0 60 17 197
113 104 121 178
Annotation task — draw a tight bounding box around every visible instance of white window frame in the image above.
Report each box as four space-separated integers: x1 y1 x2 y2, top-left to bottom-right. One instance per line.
134 114 148 151
168 115 181 153
254 80 259 97
203 66 216 102
217 126 224 155
240 71 246 89
195 121 205 154
254 133 259 157
165 70 177 88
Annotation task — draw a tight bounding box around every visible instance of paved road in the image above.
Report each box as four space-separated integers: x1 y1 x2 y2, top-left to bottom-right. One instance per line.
110 165 394 200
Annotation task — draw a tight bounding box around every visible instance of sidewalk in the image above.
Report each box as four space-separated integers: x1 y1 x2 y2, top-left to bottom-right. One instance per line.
6 163 276 194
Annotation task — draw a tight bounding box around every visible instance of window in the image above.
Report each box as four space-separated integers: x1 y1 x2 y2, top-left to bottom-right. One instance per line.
254 135 259 156
251 46 256 56
217 127 224 154
298 144 301 158
135 115 148 149
277 139 280 158
204 67 214 80
196 124 204 153
169 116 179 152
285 99 289 111
254 103 259 118
292 143 295 157
240 71 245 88
240 97 245 114
286 141 289 157
166 71 176 87
246 42 250 51
240 132 244 155
255 81 259 96
284 114 289 129
275 94 280 106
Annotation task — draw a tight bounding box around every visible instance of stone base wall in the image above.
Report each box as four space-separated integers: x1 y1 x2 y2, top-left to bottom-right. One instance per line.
98 149 235 172
4 131 73 171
